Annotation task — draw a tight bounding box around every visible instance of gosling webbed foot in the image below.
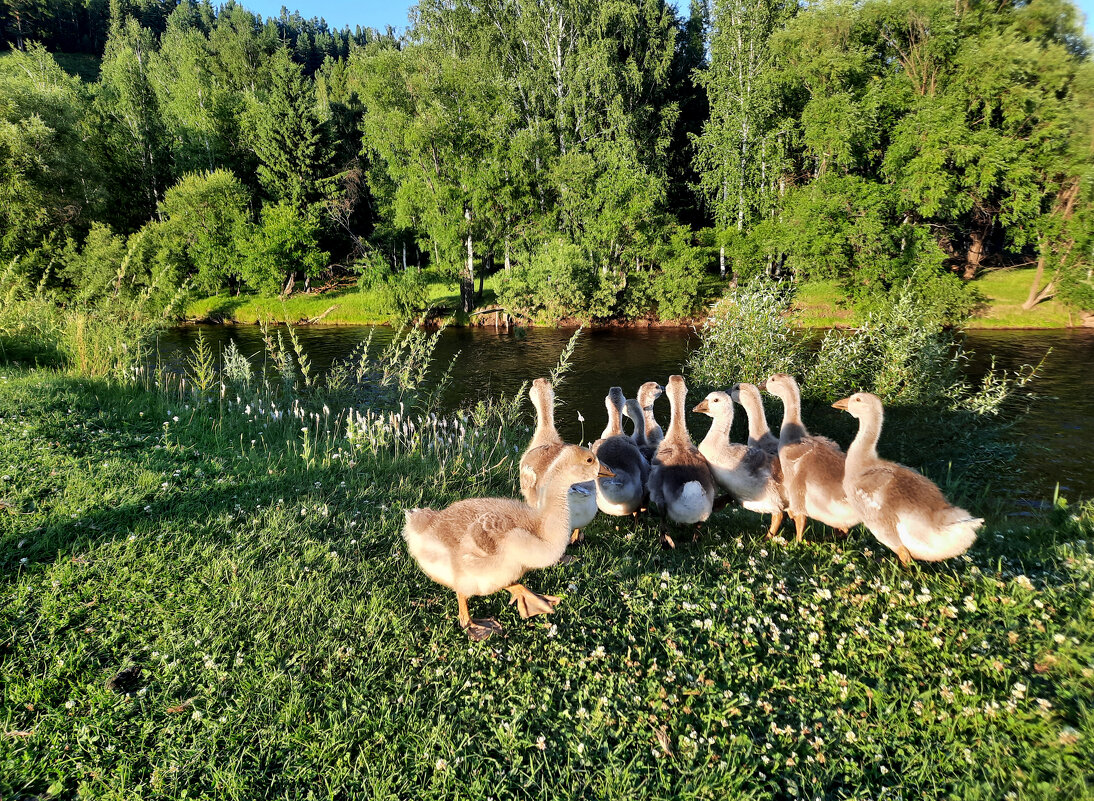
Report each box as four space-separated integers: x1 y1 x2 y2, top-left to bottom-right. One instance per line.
569 528 585 546
659 531 676 550
506 584 561 618
462 618 503 641
897 545 913 568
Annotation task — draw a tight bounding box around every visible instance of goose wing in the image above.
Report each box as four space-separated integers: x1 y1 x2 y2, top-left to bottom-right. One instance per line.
850 466 898 513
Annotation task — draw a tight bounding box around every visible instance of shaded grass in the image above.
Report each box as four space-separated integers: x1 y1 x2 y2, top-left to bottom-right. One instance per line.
1 369 1092 799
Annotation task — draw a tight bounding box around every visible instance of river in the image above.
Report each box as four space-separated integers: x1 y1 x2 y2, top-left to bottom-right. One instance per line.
156 325 1093 506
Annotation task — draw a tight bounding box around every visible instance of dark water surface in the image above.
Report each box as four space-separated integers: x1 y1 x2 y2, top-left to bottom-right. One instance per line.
157 324 1093 504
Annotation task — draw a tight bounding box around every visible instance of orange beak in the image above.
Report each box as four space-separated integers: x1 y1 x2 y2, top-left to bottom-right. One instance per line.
757 381 768 392
831 397 850 411
597 463 616 479
692 400 710 414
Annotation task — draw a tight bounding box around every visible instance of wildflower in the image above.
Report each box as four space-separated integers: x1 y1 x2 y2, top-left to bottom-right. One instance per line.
65 700 75 709
577 411 584 422
435 758 448 770
1014 575 1034 591
536 736 547 750
1011 683 1027 699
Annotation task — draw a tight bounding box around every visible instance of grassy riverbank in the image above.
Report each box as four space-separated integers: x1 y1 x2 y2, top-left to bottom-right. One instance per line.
1 366 1092 799
184 268 1085 329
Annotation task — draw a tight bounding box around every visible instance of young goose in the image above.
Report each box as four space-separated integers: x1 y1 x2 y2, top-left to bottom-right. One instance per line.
592 387 649 517
761 373 860 543
519 378 598 544
647 375 715 547
833 393 981 566
730 382 780 457
630 381 664 462
694 391 786 537
404 445 613 640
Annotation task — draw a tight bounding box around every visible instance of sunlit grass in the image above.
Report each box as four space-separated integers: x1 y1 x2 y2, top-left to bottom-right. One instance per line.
968 268 1080 329
183 272 502 326
0 365 1091 799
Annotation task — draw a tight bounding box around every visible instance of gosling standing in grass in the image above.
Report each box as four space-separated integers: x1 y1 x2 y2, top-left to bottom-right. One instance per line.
403 445 613 641
647 375 715 548
833 392 981 565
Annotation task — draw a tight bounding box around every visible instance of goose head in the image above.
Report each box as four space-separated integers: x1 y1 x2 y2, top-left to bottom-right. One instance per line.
832 392 882 420
758 372 800 403
551 444 615 483
636 381 663 410
693 390 733 418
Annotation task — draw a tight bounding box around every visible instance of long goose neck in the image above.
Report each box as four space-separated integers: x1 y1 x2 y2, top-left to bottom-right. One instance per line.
846 406 882 476
639 392 661 441
536 470 578 546
626 400 646 446
602 396 623 438
532 387 557 444
666 383 689 441
777 385 808 446
701 408 734 452
742 392 772 443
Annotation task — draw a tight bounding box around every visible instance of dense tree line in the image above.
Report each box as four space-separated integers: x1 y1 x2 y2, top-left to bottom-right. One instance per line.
2 0 1092 322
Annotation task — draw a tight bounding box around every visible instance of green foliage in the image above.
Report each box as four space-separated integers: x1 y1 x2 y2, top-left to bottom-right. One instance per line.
158 169 251 293
651 227 709 320
497 240 606 323
688 275 807 386
241 202 328 295
246 48 334 207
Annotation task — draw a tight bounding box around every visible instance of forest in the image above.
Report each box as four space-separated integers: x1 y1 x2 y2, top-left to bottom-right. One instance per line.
2 0 1093 324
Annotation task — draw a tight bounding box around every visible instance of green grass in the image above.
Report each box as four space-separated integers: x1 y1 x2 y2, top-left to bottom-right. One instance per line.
184 274 502 326
1 366 1092 799
967 268 1081 329
189 267 1084 329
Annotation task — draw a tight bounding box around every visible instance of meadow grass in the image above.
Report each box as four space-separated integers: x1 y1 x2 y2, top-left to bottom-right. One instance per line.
1 366 1092 800
184 274 502 327
967 269 1081 329
185 268 1084 330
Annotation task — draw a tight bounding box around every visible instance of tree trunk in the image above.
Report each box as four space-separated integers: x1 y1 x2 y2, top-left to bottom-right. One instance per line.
719 244 726 278
402 241 407 272
479 252 491 302
461 210 475 314
283 271 295 296
1022 251 1052 310
504 239 511 271
964 229 985 280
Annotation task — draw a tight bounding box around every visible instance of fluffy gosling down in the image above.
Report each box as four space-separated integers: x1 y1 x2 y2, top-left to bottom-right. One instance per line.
833 392 981 566
403 445 613 641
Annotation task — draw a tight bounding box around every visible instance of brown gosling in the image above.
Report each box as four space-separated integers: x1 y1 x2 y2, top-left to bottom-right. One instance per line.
647 375 715 547
519 378 597 545
403 445 613 641
833 392 981 566
761 373 860 543
694 390 786 537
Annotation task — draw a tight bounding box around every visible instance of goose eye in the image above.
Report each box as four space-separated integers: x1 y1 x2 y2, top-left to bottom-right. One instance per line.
585 457 593 464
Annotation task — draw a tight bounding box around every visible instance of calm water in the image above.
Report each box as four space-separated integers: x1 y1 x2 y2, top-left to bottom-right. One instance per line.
157 325 1094 504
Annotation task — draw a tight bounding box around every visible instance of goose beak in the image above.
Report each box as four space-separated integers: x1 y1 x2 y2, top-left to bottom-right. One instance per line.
757 381 768 392
597 463 616 479
831 397 850 411
692 400 709 414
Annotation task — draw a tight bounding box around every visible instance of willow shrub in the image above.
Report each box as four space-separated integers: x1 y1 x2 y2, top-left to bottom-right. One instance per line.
687 275 808 387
